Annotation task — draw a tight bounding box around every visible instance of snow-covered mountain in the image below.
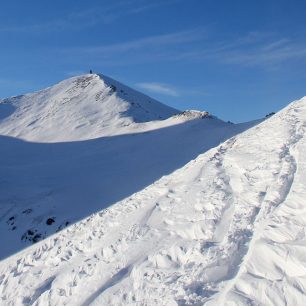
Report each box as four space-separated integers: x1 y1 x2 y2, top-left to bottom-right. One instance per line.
0 74 179 142
1 74 304 306
0 74 255 261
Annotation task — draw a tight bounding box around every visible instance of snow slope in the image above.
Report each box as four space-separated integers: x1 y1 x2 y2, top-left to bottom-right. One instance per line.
1 87 305 304
0 74 255 261
0 74 179 142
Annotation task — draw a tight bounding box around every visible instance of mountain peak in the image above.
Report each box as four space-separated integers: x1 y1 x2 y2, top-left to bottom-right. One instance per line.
0 73 179 142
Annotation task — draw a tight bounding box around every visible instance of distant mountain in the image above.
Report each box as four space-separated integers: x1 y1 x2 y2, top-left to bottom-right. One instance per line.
0 74 179 142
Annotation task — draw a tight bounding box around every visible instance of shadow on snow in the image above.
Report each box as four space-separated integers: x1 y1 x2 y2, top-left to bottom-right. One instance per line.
0 118 258 260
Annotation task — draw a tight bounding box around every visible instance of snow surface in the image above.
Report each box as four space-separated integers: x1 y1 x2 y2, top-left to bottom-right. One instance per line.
1 74 305 305
0 74 179 142
0 74 255 262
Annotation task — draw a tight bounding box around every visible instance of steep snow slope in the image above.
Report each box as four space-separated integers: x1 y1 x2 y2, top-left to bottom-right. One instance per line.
0 117 251 260
0 74 178 142
0 74 256 261
0 92 305 306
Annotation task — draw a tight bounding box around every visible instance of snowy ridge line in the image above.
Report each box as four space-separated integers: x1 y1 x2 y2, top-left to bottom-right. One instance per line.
0 73 179 142
212 101 306 304
208 98 306 305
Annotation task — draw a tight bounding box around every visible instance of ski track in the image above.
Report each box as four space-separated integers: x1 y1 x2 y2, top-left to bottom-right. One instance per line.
209 102 306 305
1 98 306 305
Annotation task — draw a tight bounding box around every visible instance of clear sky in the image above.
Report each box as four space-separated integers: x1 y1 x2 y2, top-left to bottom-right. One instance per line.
1 0 306 122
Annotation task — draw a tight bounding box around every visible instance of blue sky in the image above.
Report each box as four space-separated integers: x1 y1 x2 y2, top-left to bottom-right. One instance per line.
1 0 306 122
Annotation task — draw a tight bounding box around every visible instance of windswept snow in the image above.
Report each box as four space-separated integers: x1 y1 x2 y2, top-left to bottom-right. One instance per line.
0 72 306 305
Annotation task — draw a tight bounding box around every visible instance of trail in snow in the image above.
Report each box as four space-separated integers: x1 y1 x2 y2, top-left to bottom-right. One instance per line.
212 101 306 306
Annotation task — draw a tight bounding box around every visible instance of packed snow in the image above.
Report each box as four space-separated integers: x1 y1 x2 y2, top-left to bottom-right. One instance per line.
1 74 305 305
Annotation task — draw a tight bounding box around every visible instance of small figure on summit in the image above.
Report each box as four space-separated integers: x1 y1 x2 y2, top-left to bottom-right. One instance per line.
89 69 93 74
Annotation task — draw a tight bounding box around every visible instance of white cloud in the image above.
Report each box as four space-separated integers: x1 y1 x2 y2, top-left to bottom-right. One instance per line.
61 28 306 69
65 28 207 55
0 0 182 33
136 82 179 96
